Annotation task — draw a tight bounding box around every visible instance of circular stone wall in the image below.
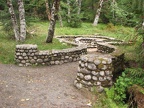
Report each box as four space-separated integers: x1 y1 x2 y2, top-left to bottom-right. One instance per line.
74 54 113 91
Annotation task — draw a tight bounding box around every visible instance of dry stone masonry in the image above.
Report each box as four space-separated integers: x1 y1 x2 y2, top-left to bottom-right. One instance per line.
15 44 87 66
15 36 125 92
74 54 114 92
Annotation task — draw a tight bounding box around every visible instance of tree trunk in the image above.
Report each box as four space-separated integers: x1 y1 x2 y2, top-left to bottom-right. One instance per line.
18 0 26 42
67 0 70 23
7 0 20 41
46 0 60 43
93 0 104 26
142 21 144 49
45 0 51 21
58 6 63 27
77 0 82 15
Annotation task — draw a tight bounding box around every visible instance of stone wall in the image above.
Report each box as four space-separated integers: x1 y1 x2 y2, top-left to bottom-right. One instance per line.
97 42 116 54
15 44 87 66
74 54 114 92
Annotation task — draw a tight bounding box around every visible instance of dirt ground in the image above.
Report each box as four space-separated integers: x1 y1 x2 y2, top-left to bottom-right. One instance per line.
0 62 93 108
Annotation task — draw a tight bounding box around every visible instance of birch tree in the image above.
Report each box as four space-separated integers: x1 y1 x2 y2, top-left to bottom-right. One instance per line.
7 0 26 42
45 0 51 21
18 0 26 42
77 0 82 15
67 0 70 23
93 0 104 26
7 0 20 41
46 0 60 43
58 6 63 27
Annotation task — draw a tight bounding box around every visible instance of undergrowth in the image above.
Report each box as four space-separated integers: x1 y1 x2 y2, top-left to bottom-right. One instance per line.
103 68 144 107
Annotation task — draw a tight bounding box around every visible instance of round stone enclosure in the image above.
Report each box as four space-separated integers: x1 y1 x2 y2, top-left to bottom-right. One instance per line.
74 54 113 90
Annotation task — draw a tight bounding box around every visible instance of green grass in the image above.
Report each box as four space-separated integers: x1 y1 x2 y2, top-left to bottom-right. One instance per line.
30 21 135 41
0 21 139 64
92 93 128 108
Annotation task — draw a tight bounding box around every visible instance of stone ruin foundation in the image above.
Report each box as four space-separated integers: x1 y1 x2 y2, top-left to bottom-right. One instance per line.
15 36 125 92
15 44 87 66
74 54 114 92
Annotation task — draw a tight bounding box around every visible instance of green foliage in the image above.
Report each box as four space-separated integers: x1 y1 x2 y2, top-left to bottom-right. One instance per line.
93 91 128 108
124 68 144 87
67 15 82 28
113 73 132 103
105 68 144 105
106 73 132 104
103 0 137 26
66 0 82 28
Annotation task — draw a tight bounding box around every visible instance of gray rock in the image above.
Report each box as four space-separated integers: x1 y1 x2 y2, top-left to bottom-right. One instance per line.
100 71 105 76
92 76 98 81
18 56 23 60
16 59 20 63
79 73 84 79
102 65 107 70
21 60 26 64
64 60 68 63
29 50 33 53
94 59 101 65
99 77 105 81
73 58 77 61
81 80 87 85
80 62 85 68
34 56 37 60
88 57 94 62
84 75 91 80
107 58 112 64
107 76 112 81
19 64 23 67
105 71 110 75
87 82 92 86
97 86 104 93
81 56 88 62
55 61 60 65
97 82 101 86
16 53 20 56
76 77 80 81
78 67 81 72
26 63 31 66
102 60 107 64
92 71 98 76
74 80 78 85
30 59 35 63
85 63 88 67
42 63 45 65
44 58 49 62
24 56 28 59
81 68 91 74
69 57 73 62
50 61 55 65
87 63 96 70
30 53 35 56
75 83 82 89
37 59 43 63
65 56 69 59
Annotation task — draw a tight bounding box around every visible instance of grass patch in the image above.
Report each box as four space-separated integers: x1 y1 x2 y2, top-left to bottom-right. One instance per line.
92 93 128 108
0 21 139 64
30 21 135 41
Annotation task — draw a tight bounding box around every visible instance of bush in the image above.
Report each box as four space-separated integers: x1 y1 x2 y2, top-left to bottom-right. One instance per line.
67 15 82 28
105 68 144 105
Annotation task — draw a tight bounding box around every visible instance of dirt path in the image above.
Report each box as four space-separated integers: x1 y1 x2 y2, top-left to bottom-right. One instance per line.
0 62 92 108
